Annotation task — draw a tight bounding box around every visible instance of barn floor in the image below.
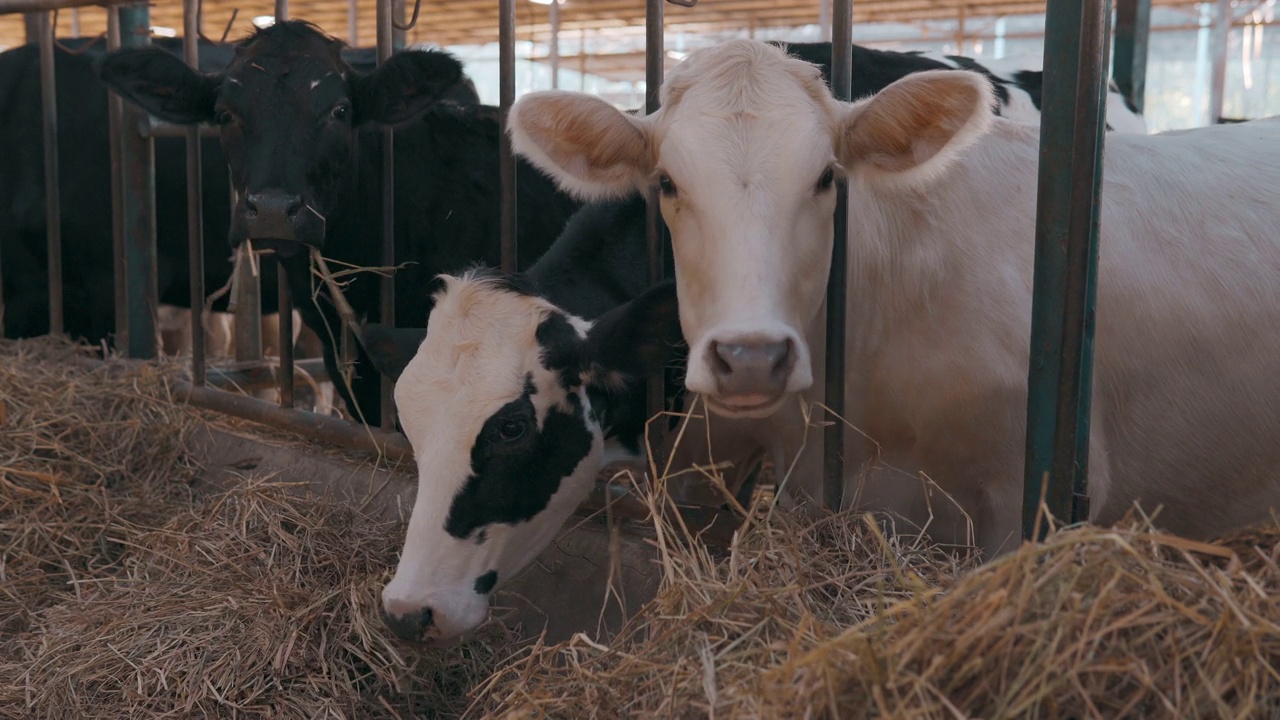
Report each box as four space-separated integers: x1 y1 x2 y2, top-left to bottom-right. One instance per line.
3 336 1279 720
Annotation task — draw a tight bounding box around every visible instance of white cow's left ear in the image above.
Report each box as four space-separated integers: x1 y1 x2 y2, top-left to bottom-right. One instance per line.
835 70 996 188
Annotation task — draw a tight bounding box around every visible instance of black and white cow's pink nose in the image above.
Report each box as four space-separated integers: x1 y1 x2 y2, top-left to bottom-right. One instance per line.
380 569 498 644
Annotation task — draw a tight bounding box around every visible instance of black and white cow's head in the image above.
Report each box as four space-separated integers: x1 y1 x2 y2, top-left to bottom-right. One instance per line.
98 21 463 254
377 270 680 645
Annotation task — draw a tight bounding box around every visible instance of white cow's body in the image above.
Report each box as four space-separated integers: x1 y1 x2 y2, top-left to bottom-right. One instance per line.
510 40 1280 557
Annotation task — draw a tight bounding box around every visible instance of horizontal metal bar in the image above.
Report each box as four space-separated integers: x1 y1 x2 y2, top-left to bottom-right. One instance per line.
205 357 328 391
144 119 220 139
176 380 416 461
0 0 127 13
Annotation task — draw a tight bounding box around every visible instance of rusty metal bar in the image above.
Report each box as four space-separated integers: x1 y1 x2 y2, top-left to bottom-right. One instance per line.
2 0 128 11
272 0 294 408
183 0 206 386
498 0 516 273
824 0 853 512
377 0 397 430
117 2 158 360
643 0 667 445
1023 0 1112 538
107 8 126 348
38 10 64 336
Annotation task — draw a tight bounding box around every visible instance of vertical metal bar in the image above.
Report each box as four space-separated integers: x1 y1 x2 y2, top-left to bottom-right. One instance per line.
377 0 396 429
70 7 80 37
348 0 358 46
1022 0 1111 539
391 0 406 51
819 0 832 41
824 0 852 512
38 11 63 336
643 0 666 434
273 0 294 408
107 10 126 349
232 248 262 361
118 2 157 360
498 0 517 273
1207 0 1230 123
23 12 39 44
1113 0 1151 113
183 0 206 385
549 0 560 89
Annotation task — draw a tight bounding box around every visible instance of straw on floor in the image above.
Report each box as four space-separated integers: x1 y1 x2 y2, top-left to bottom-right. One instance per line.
0 337 521 719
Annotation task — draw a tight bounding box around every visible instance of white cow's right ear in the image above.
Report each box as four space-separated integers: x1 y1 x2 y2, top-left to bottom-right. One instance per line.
508 91 654 200
836 70 995 189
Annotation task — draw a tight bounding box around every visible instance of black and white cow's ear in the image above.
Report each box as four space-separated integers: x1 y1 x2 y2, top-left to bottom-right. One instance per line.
583 281 682 391
352 49 465 127
97 48 221 125
358 323 427 383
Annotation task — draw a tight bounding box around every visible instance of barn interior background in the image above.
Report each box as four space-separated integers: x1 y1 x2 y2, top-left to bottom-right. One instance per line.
0 0 1275 131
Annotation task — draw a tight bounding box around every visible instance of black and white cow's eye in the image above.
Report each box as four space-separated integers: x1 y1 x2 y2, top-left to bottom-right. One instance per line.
496 418 527 442
657 172 677 198
330 104 350 122
817 165 836 192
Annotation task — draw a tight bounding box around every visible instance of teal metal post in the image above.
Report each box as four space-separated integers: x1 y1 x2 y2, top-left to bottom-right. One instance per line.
1022 0 1112 538
116 3 157 359
1113 0 1151 113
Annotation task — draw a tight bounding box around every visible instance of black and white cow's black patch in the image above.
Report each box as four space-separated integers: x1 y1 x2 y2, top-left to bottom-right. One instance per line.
473 570 498 595
443 373 594 540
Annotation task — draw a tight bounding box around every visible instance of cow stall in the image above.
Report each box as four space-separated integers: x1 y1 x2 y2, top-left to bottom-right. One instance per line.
4 0 1280 717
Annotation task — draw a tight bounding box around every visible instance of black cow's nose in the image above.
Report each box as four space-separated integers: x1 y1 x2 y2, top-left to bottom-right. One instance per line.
245 192 302 219
243 189 304 242
380 602 435 642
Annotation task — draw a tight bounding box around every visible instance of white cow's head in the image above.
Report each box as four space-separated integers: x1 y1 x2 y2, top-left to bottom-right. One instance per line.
509 40 994 419
380 271 680 645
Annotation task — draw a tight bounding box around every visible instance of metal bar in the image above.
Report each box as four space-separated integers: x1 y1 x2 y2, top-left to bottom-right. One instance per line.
548 0 561 88
205 357 328 392
268 0 296 409
1207 0 1229 123
177 381 416 461
232 245 263 361
183 0 205 386
1113 0 1152 113
347 0 357 45
38 10 63 336
274 0 287 20
643 0 666 444
1022 0 1111 539
70 7 79 36
107 9 126 350
392 0 406 50
143 119 221 138
498 0 517 273
3 0 129 10
824 0 853 513
117 2 158 360
23 10 41 41
377 0 397 430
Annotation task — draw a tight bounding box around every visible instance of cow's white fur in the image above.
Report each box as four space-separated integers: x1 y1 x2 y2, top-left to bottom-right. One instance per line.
509 39 1280 557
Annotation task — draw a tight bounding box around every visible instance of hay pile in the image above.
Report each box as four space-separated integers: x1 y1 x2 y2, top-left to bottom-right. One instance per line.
476 491 1280 718
0 337 520 719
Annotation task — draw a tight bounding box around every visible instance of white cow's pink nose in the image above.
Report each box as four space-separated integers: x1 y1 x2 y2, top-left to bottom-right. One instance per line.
707 336 795 406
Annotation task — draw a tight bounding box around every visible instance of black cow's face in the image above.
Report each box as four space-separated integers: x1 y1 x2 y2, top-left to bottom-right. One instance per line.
98 21 463 252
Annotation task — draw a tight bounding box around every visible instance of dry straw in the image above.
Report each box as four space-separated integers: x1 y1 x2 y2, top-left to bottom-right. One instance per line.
0 337 520 719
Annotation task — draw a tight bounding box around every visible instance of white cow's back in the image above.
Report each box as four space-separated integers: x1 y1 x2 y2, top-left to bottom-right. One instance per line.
840 117 1280 549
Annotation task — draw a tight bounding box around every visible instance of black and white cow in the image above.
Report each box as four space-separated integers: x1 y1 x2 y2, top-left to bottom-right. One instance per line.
98 21 581 421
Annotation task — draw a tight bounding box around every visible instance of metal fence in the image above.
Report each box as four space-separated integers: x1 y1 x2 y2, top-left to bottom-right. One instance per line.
0 0 1156 542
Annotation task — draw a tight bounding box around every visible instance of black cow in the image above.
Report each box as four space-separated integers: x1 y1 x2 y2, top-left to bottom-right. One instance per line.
99 21 580 422
0 35 478 346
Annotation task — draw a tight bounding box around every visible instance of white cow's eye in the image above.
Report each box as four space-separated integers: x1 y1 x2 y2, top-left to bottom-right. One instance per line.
817 166 836 192
657 172 677 198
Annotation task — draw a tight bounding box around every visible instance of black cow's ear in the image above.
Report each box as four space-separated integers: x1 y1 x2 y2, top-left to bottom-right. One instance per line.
352 49 465 127
97 48 220 125
583 281 683 391
358 323 427 383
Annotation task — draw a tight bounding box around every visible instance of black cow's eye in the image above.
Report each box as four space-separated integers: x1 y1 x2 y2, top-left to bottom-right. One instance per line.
817 165 836 191
658 172 677 198
214 109 233 126
331 104 350 122
496 418 526 442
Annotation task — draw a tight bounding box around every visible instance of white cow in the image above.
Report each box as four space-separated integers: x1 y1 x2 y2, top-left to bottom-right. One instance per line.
509 39 1280 559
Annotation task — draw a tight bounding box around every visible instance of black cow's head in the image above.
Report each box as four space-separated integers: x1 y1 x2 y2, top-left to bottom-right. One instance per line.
98 21 464 253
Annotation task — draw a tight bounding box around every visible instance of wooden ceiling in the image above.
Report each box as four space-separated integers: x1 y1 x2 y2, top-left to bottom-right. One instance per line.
2 0 1197 71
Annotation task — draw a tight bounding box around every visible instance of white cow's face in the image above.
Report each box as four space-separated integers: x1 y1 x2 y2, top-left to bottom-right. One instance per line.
381 272 680 645
508 40 994 420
